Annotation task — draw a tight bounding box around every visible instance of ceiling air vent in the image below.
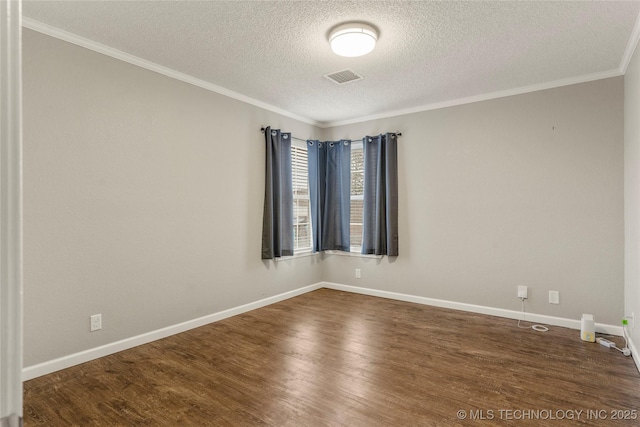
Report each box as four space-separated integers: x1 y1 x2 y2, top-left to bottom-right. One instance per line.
324 69 364 85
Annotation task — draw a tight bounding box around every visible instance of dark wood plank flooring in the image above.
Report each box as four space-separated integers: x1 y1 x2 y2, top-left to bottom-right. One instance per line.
24 288 640 426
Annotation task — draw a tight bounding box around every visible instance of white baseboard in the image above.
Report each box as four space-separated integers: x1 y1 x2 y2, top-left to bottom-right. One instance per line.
321 282 624 336
23 281 632 381
22 283 322 381
627 335 640 373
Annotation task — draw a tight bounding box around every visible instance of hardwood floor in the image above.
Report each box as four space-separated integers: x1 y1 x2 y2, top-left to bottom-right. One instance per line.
24 288 640 426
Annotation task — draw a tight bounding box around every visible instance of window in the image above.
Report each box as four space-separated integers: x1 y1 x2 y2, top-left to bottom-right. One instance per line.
350 142 364 252
291 140 312 252
291 139 367 255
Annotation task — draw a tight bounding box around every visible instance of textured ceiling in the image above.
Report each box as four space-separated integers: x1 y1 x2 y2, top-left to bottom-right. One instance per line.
22 1 640 126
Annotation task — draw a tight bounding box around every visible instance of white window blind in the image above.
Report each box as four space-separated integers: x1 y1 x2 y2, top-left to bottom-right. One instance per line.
291 140 312 252
350 142 364 252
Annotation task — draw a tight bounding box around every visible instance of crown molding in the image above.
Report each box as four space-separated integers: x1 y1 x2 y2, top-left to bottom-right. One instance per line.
22 17 628 131
21 18 322 128
321 69 623 128
620 10 640 75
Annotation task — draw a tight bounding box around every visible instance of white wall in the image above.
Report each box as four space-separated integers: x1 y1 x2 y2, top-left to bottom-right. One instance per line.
324 78 624 325
22 29 323 367
625 41 640 355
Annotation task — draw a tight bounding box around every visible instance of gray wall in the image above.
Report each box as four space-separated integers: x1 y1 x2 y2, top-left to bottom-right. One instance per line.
22 29 323 367
23 28 626 368
323 78 624 325
625 41 640 349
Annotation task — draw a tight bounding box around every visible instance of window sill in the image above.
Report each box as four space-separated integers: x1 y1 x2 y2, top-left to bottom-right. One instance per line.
273 250 383 261
274 250 317 262
324 250 383 259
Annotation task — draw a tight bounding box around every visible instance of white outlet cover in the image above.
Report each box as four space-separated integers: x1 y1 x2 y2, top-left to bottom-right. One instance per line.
90 314 102 332
549 291 560 304
517 286 528 299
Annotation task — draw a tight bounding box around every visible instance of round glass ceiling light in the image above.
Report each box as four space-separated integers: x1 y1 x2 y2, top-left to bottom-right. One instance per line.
329 23 377 57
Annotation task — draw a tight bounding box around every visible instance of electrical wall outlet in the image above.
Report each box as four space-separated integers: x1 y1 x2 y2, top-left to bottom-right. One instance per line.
549 291 560 304
90 314 102 332
355 268 361 279
517 286 528 299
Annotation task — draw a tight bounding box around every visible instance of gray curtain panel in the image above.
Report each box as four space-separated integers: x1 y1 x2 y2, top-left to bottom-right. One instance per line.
308 140 352 252
362 133 399 256
307 140 325 252
261 127 294 259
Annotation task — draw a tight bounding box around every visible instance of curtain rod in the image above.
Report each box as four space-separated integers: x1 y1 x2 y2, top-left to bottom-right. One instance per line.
260 127 401 143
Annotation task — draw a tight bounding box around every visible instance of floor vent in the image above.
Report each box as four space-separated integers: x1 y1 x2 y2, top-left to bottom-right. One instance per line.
324 69 364 85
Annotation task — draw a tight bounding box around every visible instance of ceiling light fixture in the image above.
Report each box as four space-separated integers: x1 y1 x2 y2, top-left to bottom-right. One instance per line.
329 23 377 57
